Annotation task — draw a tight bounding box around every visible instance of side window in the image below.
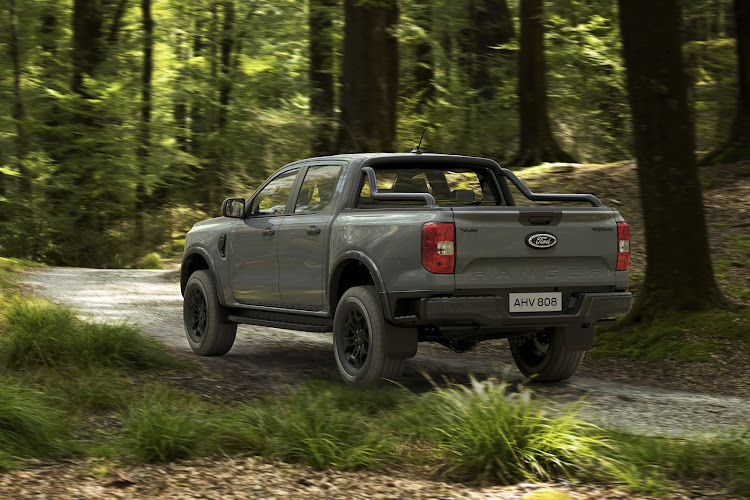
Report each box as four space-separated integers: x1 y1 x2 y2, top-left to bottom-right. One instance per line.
250 169 299 215
294 165 342 215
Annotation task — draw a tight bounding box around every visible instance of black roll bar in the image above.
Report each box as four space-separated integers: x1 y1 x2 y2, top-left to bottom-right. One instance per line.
500 168 604 207
361 166 436 207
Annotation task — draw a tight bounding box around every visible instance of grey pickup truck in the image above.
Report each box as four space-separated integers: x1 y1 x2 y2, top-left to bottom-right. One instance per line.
181 153 632 386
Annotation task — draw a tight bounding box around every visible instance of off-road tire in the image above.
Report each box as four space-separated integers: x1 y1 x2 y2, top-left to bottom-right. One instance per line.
508 327 585 382
183 270 237 356
333 286 405 386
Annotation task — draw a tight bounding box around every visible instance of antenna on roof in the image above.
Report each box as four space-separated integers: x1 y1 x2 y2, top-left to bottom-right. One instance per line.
410 128 426 154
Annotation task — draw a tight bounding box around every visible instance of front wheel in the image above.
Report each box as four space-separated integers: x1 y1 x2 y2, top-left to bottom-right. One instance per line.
333 286 405 387
508 327 585 382
183 270 237 356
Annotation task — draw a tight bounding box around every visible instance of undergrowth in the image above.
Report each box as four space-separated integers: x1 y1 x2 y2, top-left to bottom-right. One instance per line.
593 308 750 361
0 298 181 372
1 259 748 496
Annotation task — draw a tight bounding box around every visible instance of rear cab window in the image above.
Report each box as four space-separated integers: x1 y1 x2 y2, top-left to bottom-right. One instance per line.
357 165 501 208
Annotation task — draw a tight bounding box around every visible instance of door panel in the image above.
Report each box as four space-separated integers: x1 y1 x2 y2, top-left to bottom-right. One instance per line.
229 167 300 305
229 217 283 305
278 164 342 310
278 214 330 309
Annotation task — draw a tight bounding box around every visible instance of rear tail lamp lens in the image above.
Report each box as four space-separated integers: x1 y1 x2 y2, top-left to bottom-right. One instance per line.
616 222 630 271
422 223 455 274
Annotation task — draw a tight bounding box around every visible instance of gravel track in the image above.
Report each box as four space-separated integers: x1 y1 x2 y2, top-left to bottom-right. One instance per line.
25 266 750 438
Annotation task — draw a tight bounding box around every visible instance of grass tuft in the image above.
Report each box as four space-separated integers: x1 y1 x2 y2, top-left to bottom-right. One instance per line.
138 252 163 269
0 298 180 372
212 381 403 470
0 383 71 468
404 377 607 483
604 430 750 496
121 387 210 463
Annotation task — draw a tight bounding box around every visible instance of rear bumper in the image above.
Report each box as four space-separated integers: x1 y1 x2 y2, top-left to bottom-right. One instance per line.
419 292 632 328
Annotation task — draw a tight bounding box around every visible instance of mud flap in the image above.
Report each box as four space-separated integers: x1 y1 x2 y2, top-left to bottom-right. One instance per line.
563 325 595 351
384 326 418 359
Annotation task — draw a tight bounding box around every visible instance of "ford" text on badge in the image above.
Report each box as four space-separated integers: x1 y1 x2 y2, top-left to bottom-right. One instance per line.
526 232 557 249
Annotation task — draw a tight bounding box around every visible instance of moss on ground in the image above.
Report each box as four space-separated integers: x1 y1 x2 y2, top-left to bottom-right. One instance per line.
593 308 750 362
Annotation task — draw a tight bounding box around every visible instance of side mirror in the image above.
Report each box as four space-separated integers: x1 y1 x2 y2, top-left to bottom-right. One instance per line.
221 198 245 218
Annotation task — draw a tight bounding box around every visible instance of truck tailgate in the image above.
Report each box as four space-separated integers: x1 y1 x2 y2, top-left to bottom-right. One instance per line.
452 207 617 290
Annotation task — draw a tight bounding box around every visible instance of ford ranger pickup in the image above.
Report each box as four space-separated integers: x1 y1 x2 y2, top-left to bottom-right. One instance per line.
181 153 632 386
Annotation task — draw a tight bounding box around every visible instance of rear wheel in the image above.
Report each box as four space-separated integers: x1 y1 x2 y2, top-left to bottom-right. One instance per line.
333 286 405 386
508 327 585 382
183 270 237 356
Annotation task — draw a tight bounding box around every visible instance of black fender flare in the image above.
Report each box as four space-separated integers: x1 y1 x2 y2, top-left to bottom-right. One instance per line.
328 250 394 322
180 247 225 303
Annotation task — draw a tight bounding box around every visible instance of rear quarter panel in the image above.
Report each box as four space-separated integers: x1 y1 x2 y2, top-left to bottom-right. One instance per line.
331 208 455 294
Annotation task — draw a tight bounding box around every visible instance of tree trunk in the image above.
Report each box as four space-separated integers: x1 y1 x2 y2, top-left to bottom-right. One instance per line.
702 0 750 164
218 1 234 130
8 0 31 196
309 0 336 156
135 0 153 247
190 20 205 158
174 32 189 153
514 0 574 167
337 0 399 153
106 0 129 44
72 0 102 97
413 0 434 112
618 0 725 316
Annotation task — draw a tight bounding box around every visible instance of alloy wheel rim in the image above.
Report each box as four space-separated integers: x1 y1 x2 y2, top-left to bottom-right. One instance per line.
190 288 207 342
342 308 370 370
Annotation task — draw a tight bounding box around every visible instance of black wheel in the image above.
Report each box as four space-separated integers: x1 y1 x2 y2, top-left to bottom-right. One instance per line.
508 327 585 382
333 286 405 386
183 270 237 356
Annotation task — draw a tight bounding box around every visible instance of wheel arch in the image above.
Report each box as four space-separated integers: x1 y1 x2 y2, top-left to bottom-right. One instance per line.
181 248 221 298
328 251 393 321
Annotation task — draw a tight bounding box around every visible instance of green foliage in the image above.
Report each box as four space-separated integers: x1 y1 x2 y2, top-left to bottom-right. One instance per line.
545 4 632 162
402 378 606 483
138 252 163 269
0 383 71 469
0 298 179 372
121 387 210 463
212 381 403 470
734 234 750 257
604 430 750 497
593 308 750 361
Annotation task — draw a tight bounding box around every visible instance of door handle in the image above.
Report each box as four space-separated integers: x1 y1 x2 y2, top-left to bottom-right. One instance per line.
306 226 321 235
262 228 275 237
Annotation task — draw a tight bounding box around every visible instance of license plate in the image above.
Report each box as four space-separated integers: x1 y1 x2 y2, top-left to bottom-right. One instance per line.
509 292 563 313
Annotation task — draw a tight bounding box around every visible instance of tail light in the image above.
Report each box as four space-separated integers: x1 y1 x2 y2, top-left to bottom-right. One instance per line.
616 222 630 271
422 223 455 274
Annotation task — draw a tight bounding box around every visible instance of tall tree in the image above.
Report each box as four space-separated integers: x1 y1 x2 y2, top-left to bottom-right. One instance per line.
218 0 235 131
703 0 750 164
8 0 31 196
72 0 102 98
413 0 435 111
135 0 154 246
618 0 725 315
460 0 514 100
337 0 399 153
309 0 336 155
514 0 574 167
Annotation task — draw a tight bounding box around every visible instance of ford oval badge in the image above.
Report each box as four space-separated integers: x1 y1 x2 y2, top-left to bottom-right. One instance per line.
526 232 557 249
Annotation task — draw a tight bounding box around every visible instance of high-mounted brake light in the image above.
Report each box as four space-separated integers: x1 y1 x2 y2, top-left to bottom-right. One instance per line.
422 223 455 274
616 222 630 271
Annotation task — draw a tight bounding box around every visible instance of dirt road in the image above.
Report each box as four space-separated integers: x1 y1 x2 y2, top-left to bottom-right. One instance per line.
25 266 750 437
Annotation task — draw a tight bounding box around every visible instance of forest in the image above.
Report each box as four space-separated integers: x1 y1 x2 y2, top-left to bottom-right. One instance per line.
0 0 747 282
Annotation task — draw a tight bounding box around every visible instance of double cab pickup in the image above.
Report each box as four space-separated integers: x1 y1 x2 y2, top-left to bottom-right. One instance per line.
181 153 632 386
